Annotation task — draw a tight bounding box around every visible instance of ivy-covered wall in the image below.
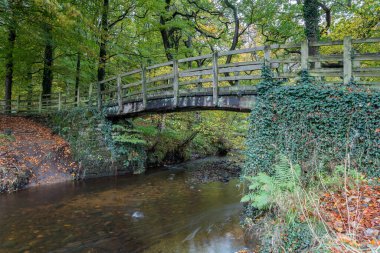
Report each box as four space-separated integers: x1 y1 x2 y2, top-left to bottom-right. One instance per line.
245 68 380 178
49 107 146 178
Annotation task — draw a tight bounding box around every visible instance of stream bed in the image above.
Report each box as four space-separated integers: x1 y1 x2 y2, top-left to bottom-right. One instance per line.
0 163 253 253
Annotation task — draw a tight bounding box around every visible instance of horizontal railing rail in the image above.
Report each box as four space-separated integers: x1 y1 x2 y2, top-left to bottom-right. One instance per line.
1 36 379 115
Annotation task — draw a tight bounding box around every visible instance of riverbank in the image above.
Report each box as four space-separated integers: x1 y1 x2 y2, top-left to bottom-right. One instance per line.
1 114 243 193
0 115 78 193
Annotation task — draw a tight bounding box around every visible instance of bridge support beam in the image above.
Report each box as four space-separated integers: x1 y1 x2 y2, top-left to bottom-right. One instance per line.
141 67 147 109
301 40 309 70
343 36 352 85
212 52 219 107
173 60 179 107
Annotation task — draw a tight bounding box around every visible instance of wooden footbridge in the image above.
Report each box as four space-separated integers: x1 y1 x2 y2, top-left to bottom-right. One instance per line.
1 36 379 117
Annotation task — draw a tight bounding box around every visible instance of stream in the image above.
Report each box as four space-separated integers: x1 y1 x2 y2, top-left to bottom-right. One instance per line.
0 162 254 253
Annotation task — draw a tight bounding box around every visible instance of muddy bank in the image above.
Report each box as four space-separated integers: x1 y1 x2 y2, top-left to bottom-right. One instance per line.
0 116 78 193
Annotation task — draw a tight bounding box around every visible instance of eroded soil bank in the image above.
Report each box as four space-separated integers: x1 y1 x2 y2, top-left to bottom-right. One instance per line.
0 115 78 193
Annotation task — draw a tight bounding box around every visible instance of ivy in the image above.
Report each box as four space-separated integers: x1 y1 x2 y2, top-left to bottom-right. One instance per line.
244 68 380 178
49 107 146 177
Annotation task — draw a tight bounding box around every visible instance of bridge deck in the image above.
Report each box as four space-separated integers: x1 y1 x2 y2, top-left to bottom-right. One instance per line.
1 36 379 116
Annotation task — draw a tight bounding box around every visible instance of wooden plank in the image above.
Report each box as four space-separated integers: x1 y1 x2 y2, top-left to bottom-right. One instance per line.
178 54 213 63
309 68 343 73
310 40 343 46
212 52 219 106
353 67 380 72
309 55 343 61
122 81 142 89
301 40 309 70
354 72 380 77
173 60 179 107
264 45 271 66
219 61 263 68
147 73 174 83
181 65 212 73
179 78 213 86
352 37 380 44
270 43 301 49
219 64 262 74
310 72 342 77
146 61 173 70
58 92 62 111
219 46 264 57
120 69 141 77
343 36 352 85
117 75 123 112
270 59 300 64
147 84 173 92
98 76 117 85
179 69 213 77
353 53 380 61
219 75 262 81
141 67 147 109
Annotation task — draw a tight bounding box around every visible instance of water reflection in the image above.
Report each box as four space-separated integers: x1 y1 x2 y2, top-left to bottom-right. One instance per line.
0 168 249 253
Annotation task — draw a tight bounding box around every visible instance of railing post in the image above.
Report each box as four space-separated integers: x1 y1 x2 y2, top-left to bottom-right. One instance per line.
264 45 271 66
301 40 309 70
173 60 179 107
97 82 102 111
16 95 20 113
343 36 352 85
117 75 123 113
88 83 93 106
212 52 219 107
141 67 147 109
38 93 42 113
58 92 62 111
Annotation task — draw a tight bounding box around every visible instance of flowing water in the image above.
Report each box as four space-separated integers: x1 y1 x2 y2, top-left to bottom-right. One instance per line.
0 164 254 253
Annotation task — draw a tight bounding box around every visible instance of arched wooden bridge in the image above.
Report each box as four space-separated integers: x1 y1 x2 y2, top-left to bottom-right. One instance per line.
1 36 379 117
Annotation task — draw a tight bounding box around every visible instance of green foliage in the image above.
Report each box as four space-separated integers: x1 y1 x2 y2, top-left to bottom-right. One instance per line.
245 68 380 178
242 155 301 210
0 133 15 144
49 107 146 177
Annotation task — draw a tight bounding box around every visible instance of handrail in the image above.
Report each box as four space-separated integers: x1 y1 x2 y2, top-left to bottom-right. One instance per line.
1 36 379 115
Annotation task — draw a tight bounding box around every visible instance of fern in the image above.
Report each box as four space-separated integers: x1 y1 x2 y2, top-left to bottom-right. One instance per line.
242 155 301 210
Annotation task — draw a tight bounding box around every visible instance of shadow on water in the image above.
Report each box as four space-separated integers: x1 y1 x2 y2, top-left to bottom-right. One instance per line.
0 164 254 253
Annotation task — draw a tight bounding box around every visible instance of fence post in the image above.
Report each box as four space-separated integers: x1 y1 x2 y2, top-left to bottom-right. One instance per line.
97 82 102 111
117 75 123 113
264 45 271 66
343 36 353 85
16 95 20 113
173 60 179 107
301 40 309 70
88 83 93 106
141 66 147 110
212 52 219 107
58 92 62 111
38 93 42 113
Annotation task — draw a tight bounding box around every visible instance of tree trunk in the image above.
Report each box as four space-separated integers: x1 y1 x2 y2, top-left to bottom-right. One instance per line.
75 52 81 102
303 0 320 56
98 0 109 90
159 0 174 61
42 23 54 95
4 25 16 114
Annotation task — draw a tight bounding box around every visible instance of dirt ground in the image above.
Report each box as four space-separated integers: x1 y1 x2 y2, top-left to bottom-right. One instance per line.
0 115 77 193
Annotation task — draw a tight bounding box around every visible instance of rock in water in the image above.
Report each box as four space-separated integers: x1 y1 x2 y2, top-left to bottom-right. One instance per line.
132 211 144 219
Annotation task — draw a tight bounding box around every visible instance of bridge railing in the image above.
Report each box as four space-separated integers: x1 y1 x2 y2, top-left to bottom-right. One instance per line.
1 36 379 114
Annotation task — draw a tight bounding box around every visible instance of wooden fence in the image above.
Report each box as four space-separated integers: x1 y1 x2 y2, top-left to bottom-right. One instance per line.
1 36 379 115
